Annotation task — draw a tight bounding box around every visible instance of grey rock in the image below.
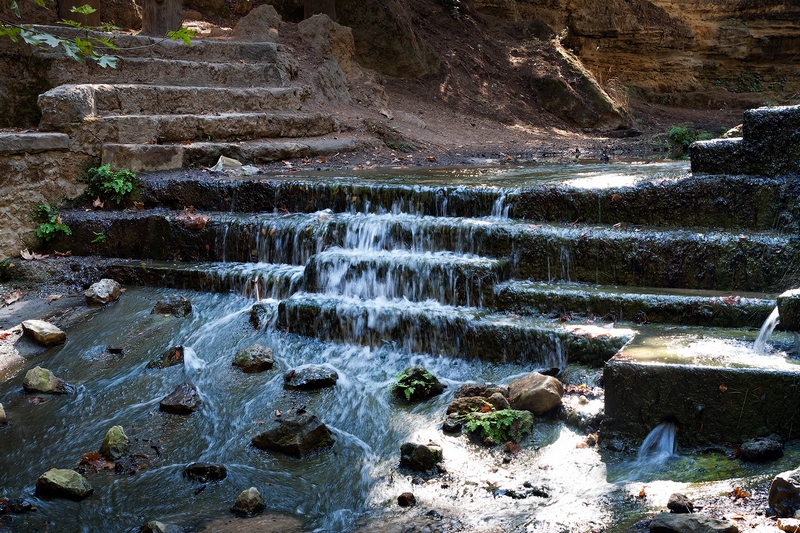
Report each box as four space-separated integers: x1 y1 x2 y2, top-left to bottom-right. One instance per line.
283 365 338 390
159 382 201 414
508 372 564 415
650 512 737 532
85 279 122 305
147 346 184 369
252 412 334 457
741 437 783 462
185 462 227 483
100 425 129 460
140 521 183 533
446 397 491 417
667 493 694 514
20 320 66 346
0 132 69 155
442 417 462 434
778 289 800 333
231 5 281 42
233 344 274 373
487 392 510 411
35 468 93 500
770 468 800 517
231 487 265 516
399 442 443 472
22 366 73 394
152 295 192 317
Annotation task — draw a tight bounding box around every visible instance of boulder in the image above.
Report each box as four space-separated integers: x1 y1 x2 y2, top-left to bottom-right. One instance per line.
231 4 281 42
399 442 442 472
250 303 275 329
667 493 694 514
100 425 129 460
397 492 416 507
21 320 66 346
508 372 564 415
283 365 338 391
252 412 334 457
740 437 783 462
85 279 122 305
159 382 201 414
232 344 274 373
185 462 227 483
649 512 738 532
393 365 446 402
0 402 6 425
778 289 800 332
454 382 509 399
446 397 492 417
147 346 184 369
22 366 73 394
152 296 192 317
298 14 355 77
231 487 265 517
769 468 800 517
487 392 510 411
35 468 93 500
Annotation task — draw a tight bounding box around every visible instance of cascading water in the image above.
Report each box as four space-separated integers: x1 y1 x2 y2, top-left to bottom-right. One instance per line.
636 422 677 463
754 306 780 353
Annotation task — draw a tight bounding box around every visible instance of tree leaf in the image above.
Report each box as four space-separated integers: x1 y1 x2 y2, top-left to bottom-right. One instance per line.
167 27 194 46
97 54 117 68
9 0 20 17
70 4 97 14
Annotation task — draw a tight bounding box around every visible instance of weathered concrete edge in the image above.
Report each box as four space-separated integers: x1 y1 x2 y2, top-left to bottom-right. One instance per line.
0 133 70 155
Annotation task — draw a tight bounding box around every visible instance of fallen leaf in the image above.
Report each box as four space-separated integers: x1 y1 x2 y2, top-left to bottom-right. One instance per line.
3 291 22 305
93 197 104 209
719 384 728 392
480 404 492 413
46 294 62 302
0 332 10 340
54 250 71 257
132 201 145 211
181 140 192 145
176 213 209 230
426 156 437 162
730 486 750 499
28 396 48 405
20 249 49 261
79 451 115 471
613 222 622 228
316 157 326 164
637 486 646 499
611 194 621 202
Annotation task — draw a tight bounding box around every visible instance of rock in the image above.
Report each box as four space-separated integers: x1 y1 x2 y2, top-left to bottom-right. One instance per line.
649 512 738 532
299 14 355 77
667 493 694 514
152 295 192 317
778 289 800 333
740 437 783 462
233 344 274 373
283 365 338 391
141 521 183 533
184 0 232 19
442 417 462 433
22 366 73 394
487 392 510 411
397 492 416 507
231 4 281 42
100 425 129 460
185 462 228 482
454 382 508 398
446 397 492 417
722 124 743 138
85 279 122 305
393 365 446 402
770 468 800 517
778 518 800 532
251 412 334 457
250 303 275 329
159 382 201 414
508 372 564 415
399 442 442 472
7 499 34 513
0 402 6 425
231 487 266 516
102 0 142 29
35 468 93 500
20 319 65 346
147 346 185 369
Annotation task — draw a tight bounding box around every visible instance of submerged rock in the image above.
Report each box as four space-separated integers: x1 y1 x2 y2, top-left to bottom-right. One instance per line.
250 303 275 329
159 382 201 414
147 346 184 369
251 412 334 457
185 462 227 483
152 295 192 317
22 366 73 394
740 437 783 462
20 319 66 346
649 512 737 532
769 468 800 517
35 468 93 500
397 492 416 507
233 344 274 373
399 442 442 472
283 365 338 390
508 372 564 415
393 365 446 402
7 499 34 513
85 279 122 305
100 425 129 460
667 493 694 514
231 487 266 517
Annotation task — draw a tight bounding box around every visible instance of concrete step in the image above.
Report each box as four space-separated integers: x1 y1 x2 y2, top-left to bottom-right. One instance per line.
101 137 375 171
39 84 310 128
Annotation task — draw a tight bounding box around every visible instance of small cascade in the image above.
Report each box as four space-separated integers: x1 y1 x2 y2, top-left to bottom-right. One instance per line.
754 306 780 353
636 422 678 463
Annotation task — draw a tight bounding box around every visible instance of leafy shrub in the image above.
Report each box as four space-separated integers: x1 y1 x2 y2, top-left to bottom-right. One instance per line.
668 125 714 158
34 204 72 242
464 409 533 444
82 165 140 205
393 366 444 402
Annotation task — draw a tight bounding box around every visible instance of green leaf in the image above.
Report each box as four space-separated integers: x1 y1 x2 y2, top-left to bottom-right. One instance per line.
94 36 118 50
39 33 63 47
98 23 121 32
0 26 22 42
96 54 117 68
70 3 96 14
61 41 83 61
167 27 194 46
33 0 48 7
60 19 83 27
10 0 20 17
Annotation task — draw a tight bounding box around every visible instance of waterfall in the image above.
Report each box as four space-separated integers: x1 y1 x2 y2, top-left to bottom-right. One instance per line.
637 421 677 463
754 307 780 353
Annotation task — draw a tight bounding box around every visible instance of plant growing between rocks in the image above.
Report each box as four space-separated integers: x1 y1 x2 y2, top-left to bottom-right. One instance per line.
82 165 140 205
668 125 714 158
34 204 71 242
464 409 533 445
393 366 445 402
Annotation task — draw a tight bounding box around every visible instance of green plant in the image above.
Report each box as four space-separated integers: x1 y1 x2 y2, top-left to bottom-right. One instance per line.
667 125 714 158
34 204 72 242
83 165 140 205
91 231 107 244
464 409 533 444
393 366 441 401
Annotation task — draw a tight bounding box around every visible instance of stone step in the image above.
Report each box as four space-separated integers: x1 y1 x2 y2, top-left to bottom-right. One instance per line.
49 210 800 293
276 293 635 366
304 247 510 307
102 137 375 171
39 84 310 128
134 165 800 231
493 280 775 328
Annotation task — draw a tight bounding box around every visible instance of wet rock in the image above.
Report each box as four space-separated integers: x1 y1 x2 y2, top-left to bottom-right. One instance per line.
649 512 738 532
769 468 800 517
35 468 93 500
100 425 129 460
778 518 800 532
85 279 121 305
7 499 34 513
283 365 338 391
185 462 227 483
233 344 274 373
159 382 201 414
442 417 462 433
508 372 564 415
0 499 5 514
251 412 334 457
397 492 416 507
741 436 783 462
141 520 183 533
454 382 509 399
487 392 510 411
667 493 694 513
152 295 192 317
147 346 184 369
393 365 446 402
231 487 266 516
0 402 6 425
22 366 73 394
399 442 442 472
20 319 66 346
446 397 491 417
778 288 800 332
250 303 275 329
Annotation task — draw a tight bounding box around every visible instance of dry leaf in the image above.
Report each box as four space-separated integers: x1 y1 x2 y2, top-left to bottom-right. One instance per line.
480 404 492 413
79 451 115 471
46 294 62 302
93 197 104 209
730 486 750 499
426 156 437 162
3 291 22 305
20 249 48 261
719 384 728 392
28 396 48 405
54 250 71 257
316 157 326 164
176 213 209 230
637 486 646 499
0 332 11 340
132 201 145 211
611 194 621 202
181 140 192 145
